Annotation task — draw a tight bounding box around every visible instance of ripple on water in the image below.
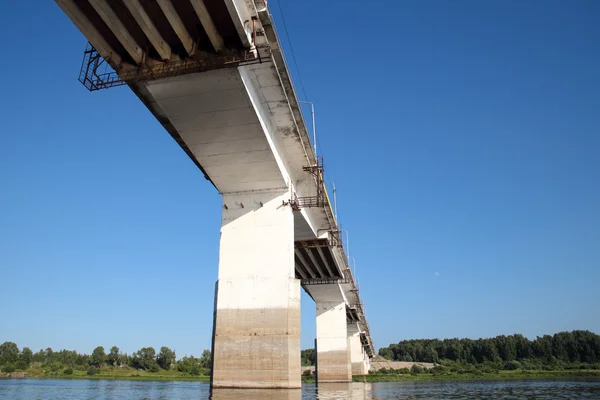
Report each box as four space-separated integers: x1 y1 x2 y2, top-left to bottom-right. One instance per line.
0 378 599 399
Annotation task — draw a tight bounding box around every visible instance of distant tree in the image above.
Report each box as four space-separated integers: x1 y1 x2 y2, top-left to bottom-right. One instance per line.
301 349 315 366
190 364 201 375
411 364 424 374
504 360 521 370
131 347 159 371
176 355 205 375
13 359 27 371
76 353 90 367
45 348 54 360
107 346 120 366
19 347 33 367
32 349 45 363
87 366 99 376
375 330 600 371
55 349 77 366
199 350 212 369
0 342 19 365
3 364 16 373
90 346 106 367
120 352 130 367
157 347 176 370
378 348 393 360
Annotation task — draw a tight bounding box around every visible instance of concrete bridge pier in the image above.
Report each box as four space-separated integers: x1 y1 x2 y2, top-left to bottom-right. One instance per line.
211 188 301 389
348 323 369 376
311 285 352 383
53 0 376 390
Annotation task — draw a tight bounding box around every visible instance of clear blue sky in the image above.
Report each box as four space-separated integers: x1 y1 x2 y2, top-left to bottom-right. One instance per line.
1 0 599 358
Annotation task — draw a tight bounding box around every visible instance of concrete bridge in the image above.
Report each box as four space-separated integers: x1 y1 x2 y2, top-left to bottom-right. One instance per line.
54 0 374 388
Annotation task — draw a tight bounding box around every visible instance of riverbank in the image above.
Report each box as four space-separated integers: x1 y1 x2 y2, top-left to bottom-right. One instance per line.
0 366 210 382
354 369 600 382
3 368 599 383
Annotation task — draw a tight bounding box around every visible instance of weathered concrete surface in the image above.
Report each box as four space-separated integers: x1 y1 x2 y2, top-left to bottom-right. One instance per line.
211 189 301 388
347 323 369 375
311 284 351 383
316 349 351 382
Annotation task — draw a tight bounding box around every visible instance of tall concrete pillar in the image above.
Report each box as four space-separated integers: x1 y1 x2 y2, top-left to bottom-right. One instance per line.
347 323 368 376
211 189 301 389
313 286 351 383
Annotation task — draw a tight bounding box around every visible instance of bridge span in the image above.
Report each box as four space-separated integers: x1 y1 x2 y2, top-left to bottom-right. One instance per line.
55 0 374 388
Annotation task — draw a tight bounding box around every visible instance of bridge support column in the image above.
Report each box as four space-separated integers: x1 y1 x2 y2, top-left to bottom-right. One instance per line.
348 323 368 376
315 297 351 383
211 188 301 389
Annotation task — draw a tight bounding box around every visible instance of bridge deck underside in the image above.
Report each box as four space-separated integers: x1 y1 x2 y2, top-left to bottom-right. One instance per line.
294 239 342 282
58 0 244 68
144 68 289 193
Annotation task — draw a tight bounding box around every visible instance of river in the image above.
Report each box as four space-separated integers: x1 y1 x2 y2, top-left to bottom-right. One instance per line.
1 379 600 399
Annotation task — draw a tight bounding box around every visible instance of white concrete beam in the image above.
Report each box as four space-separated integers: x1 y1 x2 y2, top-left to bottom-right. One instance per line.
304 247 326 278
223 0 254 48
304 282 345 303
88 0 143 64
189 0 225 52
295 262 308 280
295 250 316 279
55 0 122 68
316 246 335 277
239 66 293 186
122 0 172 60
156 0 195 56
330 245 349 279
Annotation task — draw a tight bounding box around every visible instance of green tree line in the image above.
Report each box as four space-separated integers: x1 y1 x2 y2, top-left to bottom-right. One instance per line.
301 348 315 366
378 330 600 370
0 342 211 376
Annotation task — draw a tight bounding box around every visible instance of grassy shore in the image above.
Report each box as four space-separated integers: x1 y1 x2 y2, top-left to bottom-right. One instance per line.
4 367 600 383
1 366 210 382
354 369 600 382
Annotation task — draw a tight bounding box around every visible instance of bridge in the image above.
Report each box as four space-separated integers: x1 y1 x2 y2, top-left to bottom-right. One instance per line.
54 0 374 388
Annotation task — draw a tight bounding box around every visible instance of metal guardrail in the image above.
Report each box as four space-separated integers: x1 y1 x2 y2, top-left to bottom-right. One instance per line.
78 42 269 92
301 277 350 286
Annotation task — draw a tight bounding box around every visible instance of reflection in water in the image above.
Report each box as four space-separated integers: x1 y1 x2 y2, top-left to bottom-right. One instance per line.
210 383 374 400
211 388 301 400
1 378 600 399
315 383 374 400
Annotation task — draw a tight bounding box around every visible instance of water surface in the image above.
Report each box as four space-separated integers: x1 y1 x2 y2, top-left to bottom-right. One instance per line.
1 378 599 399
